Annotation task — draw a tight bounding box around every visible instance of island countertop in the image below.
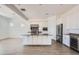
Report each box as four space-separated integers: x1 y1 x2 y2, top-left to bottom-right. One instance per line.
22 34 53 36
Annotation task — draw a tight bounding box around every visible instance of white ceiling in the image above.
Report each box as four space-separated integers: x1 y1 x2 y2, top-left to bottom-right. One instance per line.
0 4 26 20
0 4 15 18
15 4 76 19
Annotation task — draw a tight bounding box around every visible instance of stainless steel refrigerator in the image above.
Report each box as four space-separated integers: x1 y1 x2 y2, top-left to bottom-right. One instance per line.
56 24 63 44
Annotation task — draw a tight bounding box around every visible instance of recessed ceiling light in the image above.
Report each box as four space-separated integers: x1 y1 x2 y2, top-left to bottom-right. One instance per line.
59 4 64 6
39 4 43 6
45 13 49 15
18 4 21 5
21 8 26 11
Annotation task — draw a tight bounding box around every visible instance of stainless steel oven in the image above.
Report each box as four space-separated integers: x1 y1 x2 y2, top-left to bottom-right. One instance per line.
30 24 39 35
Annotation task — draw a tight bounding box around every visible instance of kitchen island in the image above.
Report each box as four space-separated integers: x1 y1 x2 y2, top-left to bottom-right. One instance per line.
22 34 52 45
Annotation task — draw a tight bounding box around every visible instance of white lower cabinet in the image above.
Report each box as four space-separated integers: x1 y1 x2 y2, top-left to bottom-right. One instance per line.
22 36 52 45
32 36 38 44
63 35 70 47
23 36 32 45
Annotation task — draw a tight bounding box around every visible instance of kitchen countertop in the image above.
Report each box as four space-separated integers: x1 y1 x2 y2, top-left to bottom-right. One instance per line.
64 33 79 35
22 34 53 36
64 33 79 38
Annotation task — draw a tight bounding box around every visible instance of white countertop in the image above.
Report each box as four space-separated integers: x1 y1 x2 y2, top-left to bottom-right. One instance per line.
22 34 53 36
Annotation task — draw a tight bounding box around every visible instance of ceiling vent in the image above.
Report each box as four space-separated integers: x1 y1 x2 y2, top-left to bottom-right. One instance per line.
21 8 26 11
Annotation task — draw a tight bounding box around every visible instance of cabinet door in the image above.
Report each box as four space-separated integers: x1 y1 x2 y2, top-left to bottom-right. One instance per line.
26 36 32 45
63 35 70 47
42 36 51 45
37 36 43 44
22 36 28 45
32 36 38 44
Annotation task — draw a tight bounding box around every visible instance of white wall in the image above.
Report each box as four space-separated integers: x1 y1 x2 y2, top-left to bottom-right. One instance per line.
47 16 56 40
9 16 29 38
57 5 79 46
0 15 9 40
58 5 79 34
0 13 30 39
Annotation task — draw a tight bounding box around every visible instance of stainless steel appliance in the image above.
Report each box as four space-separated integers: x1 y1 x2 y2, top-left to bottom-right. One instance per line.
30 24 39 35
70 34 79 51
56 24 63 43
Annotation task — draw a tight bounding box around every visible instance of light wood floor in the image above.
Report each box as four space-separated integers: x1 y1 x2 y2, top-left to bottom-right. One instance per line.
0 38 79 55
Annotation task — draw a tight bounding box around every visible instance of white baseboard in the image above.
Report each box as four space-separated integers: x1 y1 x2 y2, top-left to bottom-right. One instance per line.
0 37 10 41
0 37 21 41
8 37 22 39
